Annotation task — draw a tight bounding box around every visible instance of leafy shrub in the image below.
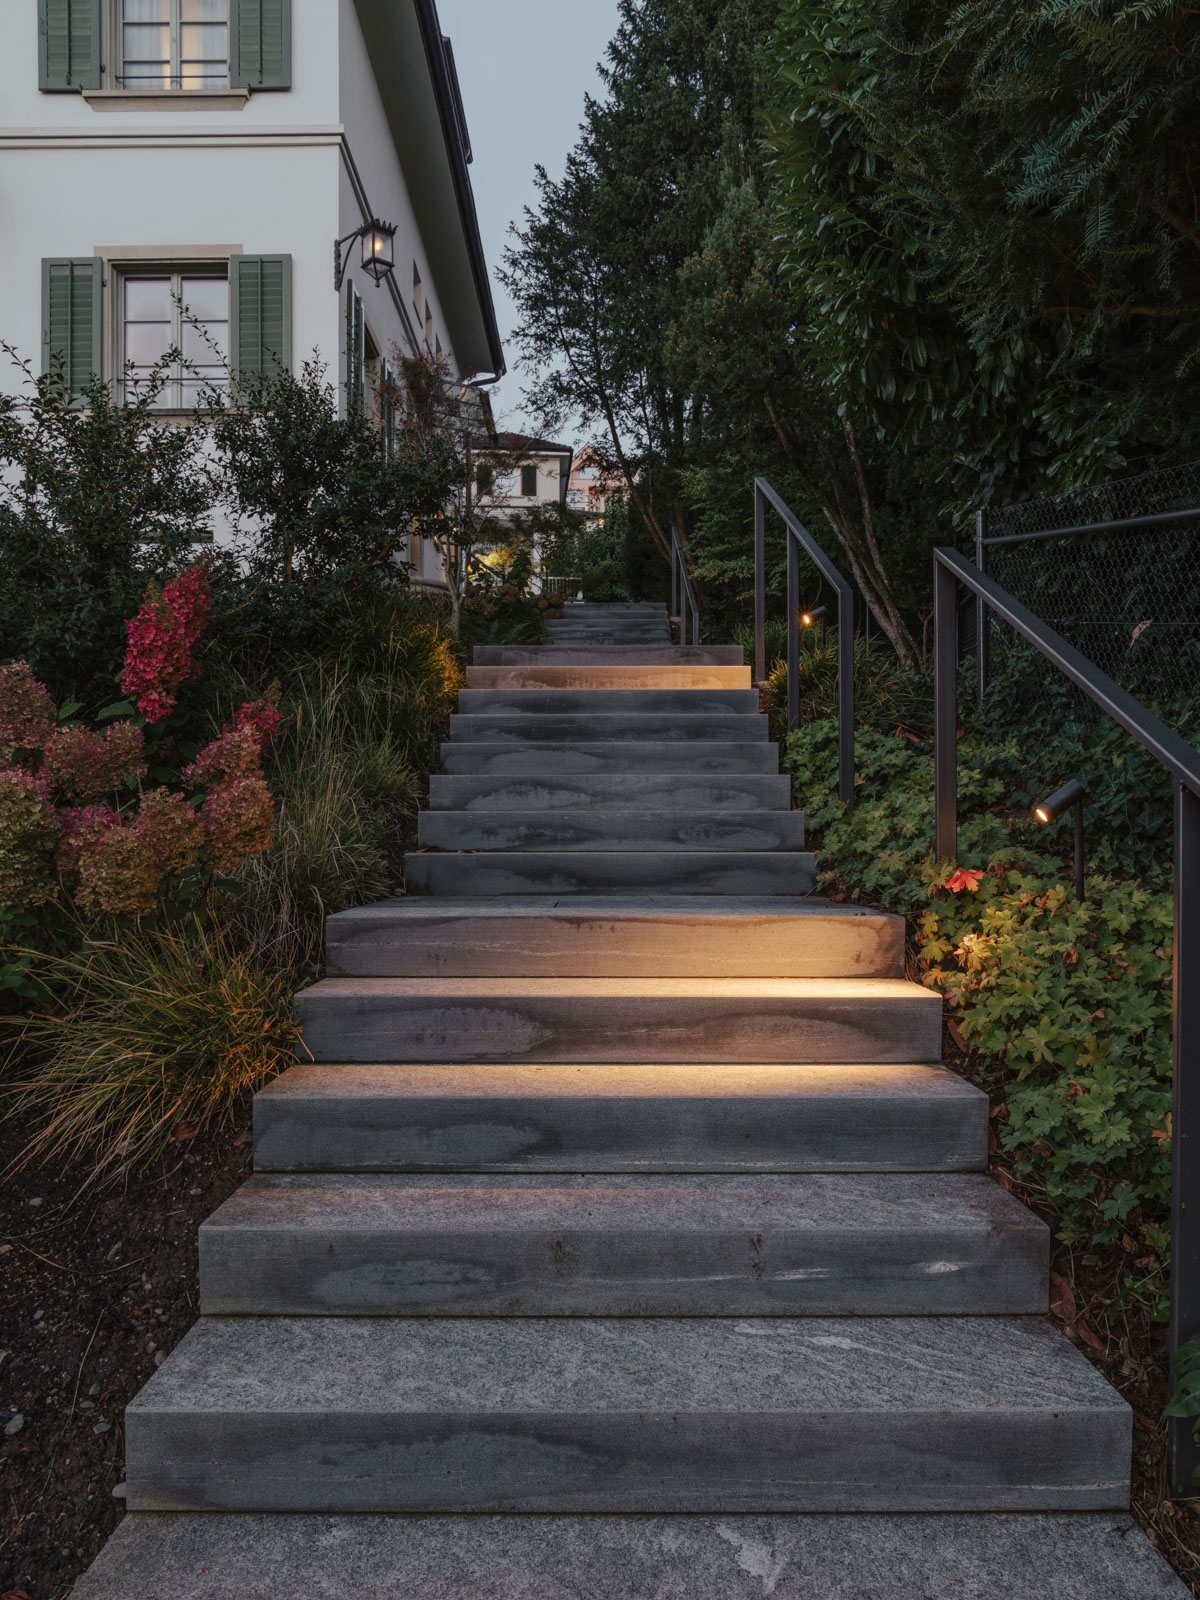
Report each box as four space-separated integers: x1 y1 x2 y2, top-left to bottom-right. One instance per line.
4 918 298 1185
459 549 561 649
0 361 208 707
789 716 1173 1305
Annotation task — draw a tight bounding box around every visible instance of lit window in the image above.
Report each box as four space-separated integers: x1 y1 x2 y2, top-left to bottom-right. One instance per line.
121 0 230 90
122 270 229 408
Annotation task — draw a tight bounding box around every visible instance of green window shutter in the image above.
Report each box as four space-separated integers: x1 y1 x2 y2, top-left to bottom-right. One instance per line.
230 256 292 387
39 0 102 92
41 258 102 398
346 284 364 414
230 0 291 90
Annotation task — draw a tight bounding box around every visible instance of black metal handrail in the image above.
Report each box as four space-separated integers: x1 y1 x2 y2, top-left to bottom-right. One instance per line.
671 528 702 646
933 545 1200 1490
754 478 855 809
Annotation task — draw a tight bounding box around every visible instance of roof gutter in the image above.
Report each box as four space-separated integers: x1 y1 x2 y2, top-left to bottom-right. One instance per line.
413 0 506 381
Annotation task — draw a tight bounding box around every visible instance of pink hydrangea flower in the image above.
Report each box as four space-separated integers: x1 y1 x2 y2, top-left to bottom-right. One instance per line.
201 775 274 873
74 827 160 918
0 763 58 907
120 563 213 723
0 664 57 759
184 724 263 792
41 722 146 801
134 788 205 876
225 690 283 754
56 804 122 876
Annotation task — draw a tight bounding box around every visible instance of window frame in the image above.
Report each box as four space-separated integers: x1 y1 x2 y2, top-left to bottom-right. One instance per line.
113 259 231 412
520 464 539 499
112 0 232 92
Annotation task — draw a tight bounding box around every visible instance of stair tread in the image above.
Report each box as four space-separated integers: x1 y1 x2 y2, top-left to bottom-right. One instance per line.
133 1315 1123 1416
259 1059 982 1102
328 895 898 924
300 976 933 999
69 1511 1192 1600
416 811 807 852
438 743 781 773
207 1172 1043 1235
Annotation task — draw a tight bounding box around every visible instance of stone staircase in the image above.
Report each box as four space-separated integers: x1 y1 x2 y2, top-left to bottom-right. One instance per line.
73 602 1188 1596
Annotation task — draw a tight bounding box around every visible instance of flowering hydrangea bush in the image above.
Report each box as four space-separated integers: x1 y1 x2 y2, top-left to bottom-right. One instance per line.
0 568 279 919
120 563 213 723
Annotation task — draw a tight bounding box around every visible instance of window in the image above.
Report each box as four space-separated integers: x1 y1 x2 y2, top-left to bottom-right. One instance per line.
413 263 423 317
521 465 539 498
346 282 365 413
476 464 495 496
121 269 228 407
566 489 585 510
120 0 229 90
425 304 434 349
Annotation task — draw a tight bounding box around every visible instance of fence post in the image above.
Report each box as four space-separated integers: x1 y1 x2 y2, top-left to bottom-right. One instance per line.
754 482 766 684
786 531 800 732
1171 779 1200 1492
934 553 959 860
976 509 990 708
837 585 855 809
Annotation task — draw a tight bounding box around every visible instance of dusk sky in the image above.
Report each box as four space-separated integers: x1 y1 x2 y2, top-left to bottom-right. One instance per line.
438 0 623 436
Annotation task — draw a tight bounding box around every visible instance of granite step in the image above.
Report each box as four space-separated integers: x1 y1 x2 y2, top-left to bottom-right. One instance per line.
294 976 942 1065
67 1510 1193 1600
416 810 807 854
324 897 901 979
472 645 744 665
123 1315 1130 1513
199 1172 1049 1318
427 772 793 812
450 714 769 743
465 666 753 689
541 635 676 647
404 849 814 896
253 1061 986 1174
438 742 781 774
457 688 761 715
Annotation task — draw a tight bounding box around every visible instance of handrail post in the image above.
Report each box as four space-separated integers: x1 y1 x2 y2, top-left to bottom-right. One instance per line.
671 535 679 630
934 554 959 860
976 509 990 708
754 482 766 683
837 584 854 807
786 531 800 732
1171 779 1200 1492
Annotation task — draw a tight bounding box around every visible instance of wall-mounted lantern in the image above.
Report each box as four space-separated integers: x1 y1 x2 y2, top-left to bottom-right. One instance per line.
334 219 398 291
1033 778 1086 901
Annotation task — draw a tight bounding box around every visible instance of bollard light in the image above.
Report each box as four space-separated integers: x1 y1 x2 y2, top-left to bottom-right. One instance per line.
1033 778 1086 901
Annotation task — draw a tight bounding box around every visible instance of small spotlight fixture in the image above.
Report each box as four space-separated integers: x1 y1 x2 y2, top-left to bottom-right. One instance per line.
334 218 398 291
801 604 827 629
1033 778 1086 901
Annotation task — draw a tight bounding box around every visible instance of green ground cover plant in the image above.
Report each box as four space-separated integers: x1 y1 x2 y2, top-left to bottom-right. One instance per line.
788 705 1175 1312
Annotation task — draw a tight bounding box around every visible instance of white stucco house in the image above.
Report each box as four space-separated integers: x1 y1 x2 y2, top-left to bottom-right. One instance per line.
0 0 504 579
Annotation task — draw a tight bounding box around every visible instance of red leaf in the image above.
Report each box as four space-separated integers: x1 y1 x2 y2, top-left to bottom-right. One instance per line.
1049 1270 1077 1324
944 868 984 893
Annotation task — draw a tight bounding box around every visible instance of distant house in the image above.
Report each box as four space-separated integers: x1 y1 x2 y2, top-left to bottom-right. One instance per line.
566 445 625 519
471 431 574 538
1 0 503 582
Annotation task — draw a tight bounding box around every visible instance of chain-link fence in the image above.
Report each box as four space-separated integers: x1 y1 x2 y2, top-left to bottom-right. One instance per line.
981 462 1200 711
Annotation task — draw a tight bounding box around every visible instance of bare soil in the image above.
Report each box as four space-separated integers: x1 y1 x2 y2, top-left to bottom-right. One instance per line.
0 1109 252 1600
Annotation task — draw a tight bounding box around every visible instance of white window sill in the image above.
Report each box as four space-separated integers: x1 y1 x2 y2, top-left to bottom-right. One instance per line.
82 89 250 113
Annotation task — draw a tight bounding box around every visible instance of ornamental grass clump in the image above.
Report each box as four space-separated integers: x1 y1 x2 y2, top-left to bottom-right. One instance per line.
4 918 299 1185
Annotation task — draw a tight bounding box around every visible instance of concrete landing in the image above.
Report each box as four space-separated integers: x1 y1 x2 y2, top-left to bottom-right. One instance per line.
252 1061 989 1174
294 975 942 1064
124 1315 1130 1512
69 1512 1192 1600
324 896 905 978
199 1172 1049 1317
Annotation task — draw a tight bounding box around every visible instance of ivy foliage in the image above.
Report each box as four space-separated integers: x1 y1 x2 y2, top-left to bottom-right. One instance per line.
766 0 1200 500
790 715 1173 1297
